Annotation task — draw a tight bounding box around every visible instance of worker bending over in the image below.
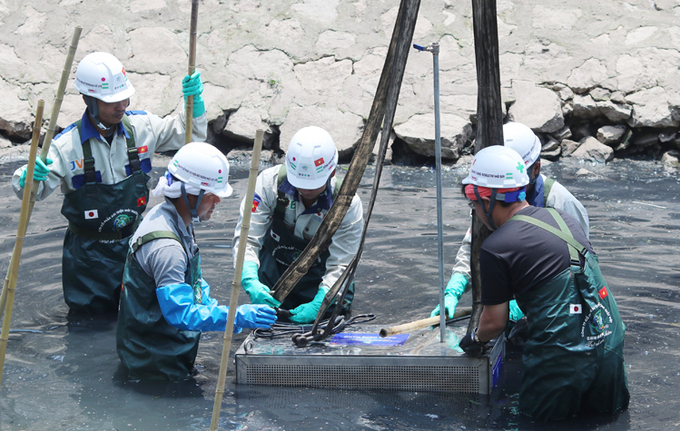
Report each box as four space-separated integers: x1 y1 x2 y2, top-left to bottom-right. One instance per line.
432 122 590 323
117 142 276 380
458 145 629 421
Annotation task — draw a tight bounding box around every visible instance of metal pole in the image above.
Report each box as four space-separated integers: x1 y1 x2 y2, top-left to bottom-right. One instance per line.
413 42 445 342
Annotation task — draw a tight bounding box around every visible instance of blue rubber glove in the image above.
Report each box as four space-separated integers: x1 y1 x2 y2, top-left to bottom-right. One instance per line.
289 286 328 324
430 273 468 319
157 281 231 332
235 304 277 330
182 71 205 117
19 157 52 188
509 299 525 321
241 261 281 308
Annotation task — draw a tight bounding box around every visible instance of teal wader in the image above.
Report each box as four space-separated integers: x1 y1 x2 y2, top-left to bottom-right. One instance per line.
257 166 354 313
510 209 629 421
61 117 149 314
117 231 202 381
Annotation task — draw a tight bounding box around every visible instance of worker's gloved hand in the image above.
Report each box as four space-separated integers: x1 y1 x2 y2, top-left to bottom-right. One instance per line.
235 303 278 330
430 273 468 319
508 299 525 321
241 261 281 308
459 330 488 356
182 71 205 117
289 286 328 324
19 158 53 188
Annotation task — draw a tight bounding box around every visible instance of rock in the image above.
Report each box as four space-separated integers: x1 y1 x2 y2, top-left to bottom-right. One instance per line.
393 113 472 160
279 105 363 158
540 136 561 161
0 0 679 166
661 150 680 168
575 168 597 178
631 131 659 148
626 87 680 128
567 58 608 94
508 81 564 133
372 129 394 165
597 125 627 146
570 137 614 163
560 139 581 157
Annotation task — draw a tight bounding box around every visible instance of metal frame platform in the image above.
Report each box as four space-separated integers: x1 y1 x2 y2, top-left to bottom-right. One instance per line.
235 323 504 394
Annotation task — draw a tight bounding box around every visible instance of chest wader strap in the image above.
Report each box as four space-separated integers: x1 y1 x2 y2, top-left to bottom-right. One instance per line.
510 208 585 264
76 116 139 186
274 165 343 220
543 177 555 204
130 230 182 253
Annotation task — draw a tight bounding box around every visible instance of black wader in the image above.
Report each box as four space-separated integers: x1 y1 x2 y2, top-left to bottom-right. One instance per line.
116 231 202 381
510 209 629 421
61 117 149 314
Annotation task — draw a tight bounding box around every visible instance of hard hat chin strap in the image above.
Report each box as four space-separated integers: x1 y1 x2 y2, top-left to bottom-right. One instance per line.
84 96 112 132
473 185 499 231
181 182 205 223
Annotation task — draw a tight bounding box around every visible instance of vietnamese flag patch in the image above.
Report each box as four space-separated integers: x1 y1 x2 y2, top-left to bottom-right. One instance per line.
137 145 148 154
84 209 98 220
314 157 325 167
599 286 609 299
137 196 147 207
251 193 262 213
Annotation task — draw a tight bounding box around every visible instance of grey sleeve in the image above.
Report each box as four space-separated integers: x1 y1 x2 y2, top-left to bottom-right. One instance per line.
135 238 189 288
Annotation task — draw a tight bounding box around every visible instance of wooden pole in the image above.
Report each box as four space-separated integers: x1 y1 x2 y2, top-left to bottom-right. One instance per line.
0 100 45 387
0 26 81 319
210 130 263 431
469 0 504 335
379 306 472 338
184 0 199 144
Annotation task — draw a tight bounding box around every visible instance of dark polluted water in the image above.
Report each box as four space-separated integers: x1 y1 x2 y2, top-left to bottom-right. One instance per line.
0 155 678 430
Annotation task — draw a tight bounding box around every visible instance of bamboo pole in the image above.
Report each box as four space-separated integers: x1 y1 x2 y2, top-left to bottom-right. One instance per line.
0 25 81 319
184 0 199 144
0 101 45 387
210 130 264 430
379 306 472 338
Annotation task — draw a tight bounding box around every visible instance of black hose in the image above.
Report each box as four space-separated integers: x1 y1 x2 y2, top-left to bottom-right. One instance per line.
252 313 376 340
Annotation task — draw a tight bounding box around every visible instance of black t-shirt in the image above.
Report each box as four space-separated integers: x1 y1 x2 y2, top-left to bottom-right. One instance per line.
480 206 593 305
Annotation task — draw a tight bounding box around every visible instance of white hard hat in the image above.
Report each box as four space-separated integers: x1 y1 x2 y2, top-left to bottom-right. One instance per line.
168 142 233 198
285 126 338 189
462 145 530 188
74 52 135 103
503 122 541 167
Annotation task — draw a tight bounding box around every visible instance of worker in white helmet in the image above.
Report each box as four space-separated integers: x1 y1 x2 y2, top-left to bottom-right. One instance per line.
457 145 628 421
431 122 590 324
117 142 276 381
233 126 364 324
11 52 208 315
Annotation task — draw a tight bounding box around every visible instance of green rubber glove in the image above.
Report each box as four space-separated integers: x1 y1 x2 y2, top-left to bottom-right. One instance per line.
182 71 205 117
509 299 525 321
19 157 53 188
241 261 281 308
430 272 468 319
289 286 328 324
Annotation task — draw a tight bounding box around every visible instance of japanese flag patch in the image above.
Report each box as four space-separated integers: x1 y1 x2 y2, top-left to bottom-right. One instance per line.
270 231 281 242
569 304 582 314
84 209 99 220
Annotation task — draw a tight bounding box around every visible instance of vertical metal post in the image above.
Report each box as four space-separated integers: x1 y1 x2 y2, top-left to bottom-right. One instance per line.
413 42 446 341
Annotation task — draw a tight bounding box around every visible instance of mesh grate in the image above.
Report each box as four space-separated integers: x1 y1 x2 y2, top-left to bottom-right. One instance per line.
246 364 481 392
